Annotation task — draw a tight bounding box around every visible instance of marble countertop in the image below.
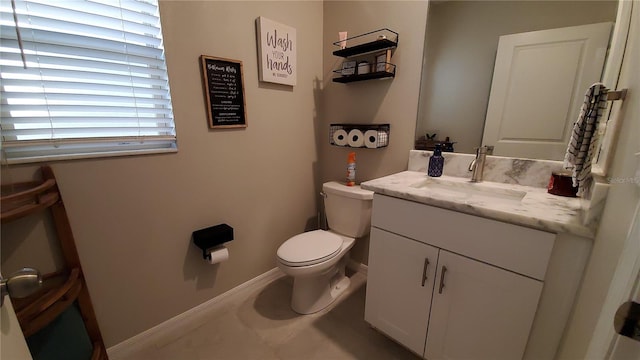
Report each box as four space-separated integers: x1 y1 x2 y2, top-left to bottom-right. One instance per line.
361 171 595 238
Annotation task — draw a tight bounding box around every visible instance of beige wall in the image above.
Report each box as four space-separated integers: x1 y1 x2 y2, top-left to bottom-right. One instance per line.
1 1 323 347
1 0 429 347
322 1 429 182
3 0 630 354
558 3 640 358
417 1 617 154
320 1 429 263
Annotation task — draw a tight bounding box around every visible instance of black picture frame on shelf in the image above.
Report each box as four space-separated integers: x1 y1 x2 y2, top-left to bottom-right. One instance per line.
375 50 392 72
341 60 356 76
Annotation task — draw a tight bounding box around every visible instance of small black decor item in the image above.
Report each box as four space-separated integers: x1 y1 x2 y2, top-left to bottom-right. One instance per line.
441 137 455 152
192 223 234 259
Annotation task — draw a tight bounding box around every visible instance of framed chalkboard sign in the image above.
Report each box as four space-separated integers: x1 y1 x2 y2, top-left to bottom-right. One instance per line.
200 55 247 129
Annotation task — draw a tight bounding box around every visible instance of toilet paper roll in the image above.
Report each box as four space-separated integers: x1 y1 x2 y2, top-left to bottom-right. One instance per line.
364 130 378 149
348 129 364 148
332 129 348 146
206 246 229 264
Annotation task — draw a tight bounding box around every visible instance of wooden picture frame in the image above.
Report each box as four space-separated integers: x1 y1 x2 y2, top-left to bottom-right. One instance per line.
200 55 248 129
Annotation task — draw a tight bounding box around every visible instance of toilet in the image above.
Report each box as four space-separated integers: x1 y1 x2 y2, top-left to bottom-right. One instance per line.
276 181 373 314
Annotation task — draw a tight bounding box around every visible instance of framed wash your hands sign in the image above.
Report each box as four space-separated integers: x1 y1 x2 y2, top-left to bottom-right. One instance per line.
256 16 297 86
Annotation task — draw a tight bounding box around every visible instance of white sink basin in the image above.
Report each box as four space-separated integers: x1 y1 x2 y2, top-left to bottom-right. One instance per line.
410 177 527 204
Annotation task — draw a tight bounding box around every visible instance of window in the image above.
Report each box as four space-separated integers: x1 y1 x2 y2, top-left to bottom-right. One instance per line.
0 0 176 164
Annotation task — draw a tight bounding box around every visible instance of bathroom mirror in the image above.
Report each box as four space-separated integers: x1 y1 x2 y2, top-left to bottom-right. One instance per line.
415 0 619 160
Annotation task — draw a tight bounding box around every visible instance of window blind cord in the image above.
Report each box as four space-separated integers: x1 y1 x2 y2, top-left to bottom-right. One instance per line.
25 2 56 143
119 0 142 143
10 0 27 69
1 148 9 166
37 51 55 144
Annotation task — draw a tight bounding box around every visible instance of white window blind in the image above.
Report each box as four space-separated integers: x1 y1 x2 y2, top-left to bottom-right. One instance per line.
0 0 176 164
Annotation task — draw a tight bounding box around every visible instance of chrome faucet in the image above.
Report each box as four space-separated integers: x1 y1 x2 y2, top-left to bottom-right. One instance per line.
469 146 491 182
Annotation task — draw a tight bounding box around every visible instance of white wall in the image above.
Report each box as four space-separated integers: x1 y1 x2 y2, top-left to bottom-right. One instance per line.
558 2 640 357
0 1 323 347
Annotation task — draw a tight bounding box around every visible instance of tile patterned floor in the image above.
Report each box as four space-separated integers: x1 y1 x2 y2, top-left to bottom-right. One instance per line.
118 270 421 360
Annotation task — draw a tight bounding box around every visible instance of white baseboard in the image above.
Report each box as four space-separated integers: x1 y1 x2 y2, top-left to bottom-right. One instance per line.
107 268 283 359
348 260 368 275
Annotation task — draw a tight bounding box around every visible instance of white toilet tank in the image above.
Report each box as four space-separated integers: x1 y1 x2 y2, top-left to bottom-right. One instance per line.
322 181 374 238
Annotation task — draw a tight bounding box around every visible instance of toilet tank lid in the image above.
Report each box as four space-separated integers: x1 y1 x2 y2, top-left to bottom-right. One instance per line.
323 181 373 200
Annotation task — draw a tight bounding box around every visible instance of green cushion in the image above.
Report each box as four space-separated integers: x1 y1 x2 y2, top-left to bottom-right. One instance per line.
26 303 93 360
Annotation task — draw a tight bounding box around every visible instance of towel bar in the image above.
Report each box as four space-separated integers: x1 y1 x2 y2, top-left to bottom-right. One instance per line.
607 89 627 101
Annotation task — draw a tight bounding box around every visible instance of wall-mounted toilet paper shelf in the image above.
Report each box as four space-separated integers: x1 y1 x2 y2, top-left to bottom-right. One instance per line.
330 124 390 149
192 223 233 259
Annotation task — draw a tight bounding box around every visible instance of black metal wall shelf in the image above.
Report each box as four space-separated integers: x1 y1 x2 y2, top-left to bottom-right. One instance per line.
330 123 390 149
333 70 395 83
332 28 398 58
332 28 398 84
333 38 397 58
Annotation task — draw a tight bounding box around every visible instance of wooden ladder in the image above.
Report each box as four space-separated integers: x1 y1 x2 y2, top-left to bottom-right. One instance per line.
1 165 107 360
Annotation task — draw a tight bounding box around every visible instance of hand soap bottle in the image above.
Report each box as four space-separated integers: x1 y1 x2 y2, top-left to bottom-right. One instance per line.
428 144 444 177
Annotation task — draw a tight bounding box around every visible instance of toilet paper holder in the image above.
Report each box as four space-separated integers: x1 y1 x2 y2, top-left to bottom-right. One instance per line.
192 223 234 259
329 123 389 148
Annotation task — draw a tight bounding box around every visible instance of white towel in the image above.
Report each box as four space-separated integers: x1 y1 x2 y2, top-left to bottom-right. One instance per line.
564 83 609 196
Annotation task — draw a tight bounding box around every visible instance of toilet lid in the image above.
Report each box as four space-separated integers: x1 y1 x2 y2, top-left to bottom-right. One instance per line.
277 230 343 267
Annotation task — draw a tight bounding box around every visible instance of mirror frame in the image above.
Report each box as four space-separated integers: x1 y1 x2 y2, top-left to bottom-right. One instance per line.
592 0 633 177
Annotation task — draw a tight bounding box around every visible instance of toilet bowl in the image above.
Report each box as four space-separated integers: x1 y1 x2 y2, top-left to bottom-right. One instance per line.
276 182 373 314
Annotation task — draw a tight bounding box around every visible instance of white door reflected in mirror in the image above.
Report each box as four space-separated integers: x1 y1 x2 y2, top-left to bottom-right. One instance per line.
482 22 612 160
415 0 620 159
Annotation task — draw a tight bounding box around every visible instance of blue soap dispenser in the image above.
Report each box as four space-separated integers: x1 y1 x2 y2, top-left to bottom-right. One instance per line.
428 144 444 177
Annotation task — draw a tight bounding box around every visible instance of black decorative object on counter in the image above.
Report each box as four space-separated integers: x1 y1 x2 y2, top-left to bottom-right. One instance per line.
416 135 455 152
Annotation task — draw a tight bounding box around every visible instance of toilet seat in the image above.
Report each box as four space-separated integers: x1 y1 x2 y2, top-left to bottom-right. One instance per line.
277 230 343 267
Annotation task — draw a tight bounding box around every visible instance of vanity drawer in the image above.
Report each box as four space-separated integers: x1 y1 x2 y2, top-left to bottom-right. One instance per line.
371 194 555 280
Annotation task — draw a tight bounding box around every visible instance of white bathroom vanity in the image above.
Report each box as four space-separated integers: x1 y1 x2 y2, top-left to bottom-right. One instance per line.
361 152 599 360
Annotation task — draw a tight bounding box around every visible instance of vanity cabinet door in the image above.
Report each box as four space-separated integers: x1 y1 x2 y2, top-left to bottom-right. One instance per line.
365 227 439 356
425 251 543 360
